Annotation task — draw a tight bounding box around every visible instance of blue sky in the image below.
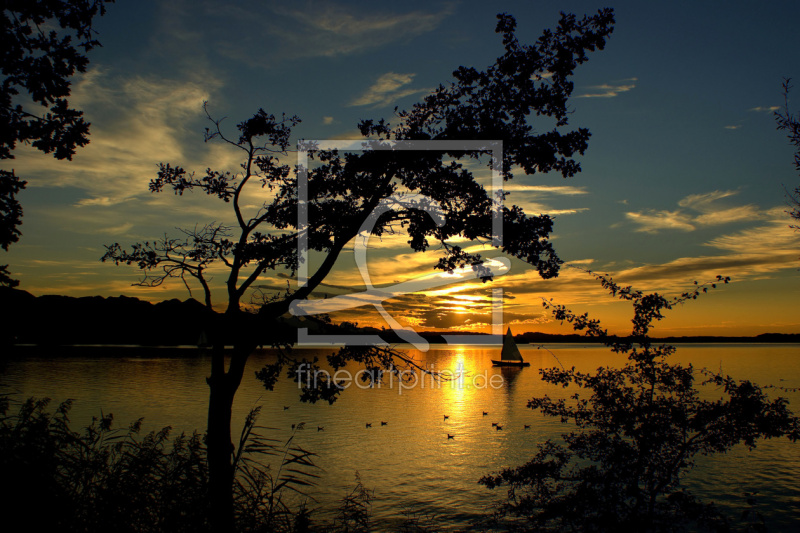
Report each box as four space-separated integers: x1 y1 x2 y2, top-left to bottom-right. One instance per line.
7 0 800 336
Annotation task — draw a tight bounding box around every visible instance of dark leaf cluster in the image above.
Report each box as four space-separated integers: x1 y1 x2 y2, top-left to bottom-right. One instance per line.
0 169 25 252
389 10 615 181
1 0 113 285
0 0 112 160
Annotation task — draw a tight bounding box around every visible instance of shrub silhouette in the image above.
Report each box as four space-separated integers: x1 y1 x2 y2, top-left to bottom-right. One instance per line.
480 273 800 531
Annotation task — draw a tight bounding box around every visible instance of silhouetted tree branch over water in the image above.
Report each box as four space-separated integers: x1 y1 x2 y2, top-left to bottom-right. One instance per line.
480 273 800 531
103 10 615 531
0 0 114 287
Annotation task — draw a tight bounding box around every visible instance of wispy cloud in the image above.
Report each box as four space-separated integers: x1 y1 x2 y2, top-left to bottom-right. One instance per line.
96 222 134 235
502 185 588 195
516 202 589 216
694 206 760 226
626 190 762 233
724 125 741 130
677 190 738 210
679 190 760 226
625 210 696 233
153 1 454 68
12 69 236 212
612 223 799 290
578 77 637 98
614 253 793 287
749 106 780 113
349 72 431 108
604 207 800 295
261 3 453 59
502 184 589 217
705 207 799 255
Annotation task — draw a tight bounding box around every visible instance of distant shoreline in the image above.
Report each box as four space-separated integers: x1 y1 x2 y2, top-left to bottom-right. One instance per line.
5 333 800 355
2 288 799 349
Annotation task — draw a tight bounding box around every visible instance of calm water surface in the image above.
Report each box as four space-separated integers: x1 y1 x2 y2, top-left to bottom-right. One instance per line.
3 344 799 530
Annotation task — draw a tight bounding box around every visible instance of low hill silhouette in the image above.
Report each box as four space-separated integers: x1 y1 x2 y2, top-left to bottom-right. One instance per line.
2 288 798 348
0 288 372 349
1 287 213 346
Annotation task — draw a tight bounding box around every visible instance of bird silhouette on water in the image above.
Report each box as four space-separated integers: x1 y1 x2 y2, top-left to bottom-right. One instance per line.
366 423 372 428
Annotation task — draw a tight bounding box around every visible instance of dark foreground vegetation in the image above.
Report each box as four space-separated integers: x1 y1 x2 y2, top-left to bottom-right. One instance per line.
0 395 405 533
481 274 800 532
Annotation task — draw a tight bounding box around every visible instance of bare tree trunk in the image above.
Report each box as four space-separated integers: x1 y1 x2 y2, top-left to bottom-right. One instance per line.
207 342 236 532
206 322 256 533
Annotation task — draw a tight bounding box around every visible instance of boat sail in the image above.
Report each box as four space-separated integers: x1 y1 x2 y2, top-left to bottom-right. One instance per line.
491 327 530 367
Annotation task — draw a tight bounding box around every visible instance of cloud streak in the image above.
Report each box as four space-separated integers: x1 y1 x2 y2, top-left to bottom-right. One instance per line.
260 3 453 60
14 69 226 209
578 77 637 98
608 207 800 293
625 210 695 232
503 184 590 217
502 184 588 195
625 190 762 233
349 72 430 108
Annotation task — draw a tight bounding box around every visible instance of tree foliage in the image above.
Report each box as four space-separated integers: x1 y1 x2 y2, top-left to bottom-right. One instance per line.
103 10 616 317
101 10 616 531
0 0 113 286
480 273 799 532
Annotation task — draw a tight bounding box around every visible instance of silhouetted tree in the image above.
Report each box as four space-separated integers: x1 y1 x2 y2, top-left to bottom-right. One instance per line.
0 0 113 287
103 10 615 531
776 78 800 231
480 273 799 531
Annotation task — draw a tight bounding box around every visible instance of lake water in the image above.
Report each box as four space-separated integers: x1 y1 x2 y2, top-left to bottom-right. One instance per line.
2 344 799 530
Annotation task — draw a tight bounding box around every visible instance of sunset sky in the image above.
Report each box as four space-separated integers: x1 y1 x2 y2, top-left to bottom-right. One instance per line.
6 0 800 337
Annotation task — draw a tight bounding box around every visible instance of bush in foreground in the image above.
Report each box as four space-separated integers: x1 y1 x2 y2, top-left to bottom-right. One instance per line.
480 274 800 532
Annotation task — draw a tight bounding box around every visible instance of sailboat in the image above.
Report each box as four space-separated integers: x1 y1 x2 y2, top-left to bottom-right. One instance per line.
491 327 530 367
